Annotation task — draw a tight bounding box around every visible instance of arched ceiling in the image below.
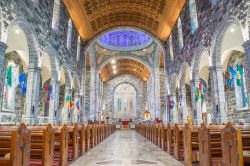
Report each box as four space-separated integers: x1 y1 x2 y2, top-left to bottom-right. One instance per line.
64 0 186 41
99 58 150 82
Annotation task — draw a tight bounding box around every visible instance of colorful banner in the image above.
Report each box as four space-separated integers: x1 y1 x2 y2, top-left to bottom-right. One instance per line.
19 73 26 94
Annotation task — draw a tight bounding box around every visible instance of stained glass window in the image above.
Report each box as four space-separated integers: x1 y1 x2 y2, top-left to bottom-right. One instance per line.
52 0 61 32
76 35 81 62
177 18 184 50
189 0 199 34
98 29 153 51
66 19 72 50
169 34 174 61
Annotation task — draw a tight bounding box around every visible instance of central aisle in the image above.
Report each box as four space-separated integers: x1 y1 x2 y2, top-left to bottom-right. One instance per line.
70 131 184 166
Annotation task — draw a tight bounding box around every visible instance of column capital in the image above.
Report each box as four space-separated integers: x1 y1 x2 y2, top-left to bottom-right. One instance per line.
28 66 41 72
50 79 60 84
209 65 223 72
0 41 7 50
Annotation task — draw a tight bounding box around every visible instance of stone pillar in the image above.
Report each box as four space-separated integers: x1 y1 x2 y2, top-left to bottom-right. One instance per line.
80 53 86 123
154 68 161 120
190 79 202 124
171 92 178 124
48 79 60 124
23 66 41 125
209 66 227 124
243 40 250 105
62 87 72 124
73 90 80 124
0 42 7 112
180 88 188 124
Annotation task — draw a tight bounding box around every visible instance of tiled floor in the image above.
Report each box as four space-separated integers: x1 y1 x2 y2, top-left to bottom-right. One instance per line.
70 131 184 166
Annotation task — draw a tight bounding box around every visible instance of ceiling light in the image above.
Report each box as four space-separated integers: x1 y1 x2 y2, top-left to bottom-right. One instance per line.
230 28 235 32
111 60 116 64
15 29 20 34
113 70 117 74
112 65 117 69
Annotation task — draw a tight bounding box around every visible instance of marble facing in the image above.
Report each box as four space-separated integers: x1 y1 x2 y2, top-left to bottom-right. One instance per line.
70 131 184 166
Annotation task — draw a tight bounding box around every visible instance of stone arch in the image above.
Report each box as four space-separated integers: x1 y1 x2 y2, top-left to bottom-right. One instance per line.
191 44 210 81
211 16 245 67
85 26 167 63
62 64 73 89
0 7 4 42
98 54 152 73
178 62 191 88
43 45 60 81
73 72 81 92
170 73 178 94
7 17 40 68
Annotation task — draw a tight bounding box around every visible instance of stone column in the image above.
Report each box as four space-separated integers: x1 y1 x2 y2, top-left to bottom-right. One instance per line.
80 53 86 123
48 79 60 124
0 42 7 112
153 68 161 120
243 40 250 105
62 87 72 124
190 79 202 124
88 46 96 121
23 66 41 125
73 90 81 124
180 88 188 124
171 92 178 124
209 66 227 124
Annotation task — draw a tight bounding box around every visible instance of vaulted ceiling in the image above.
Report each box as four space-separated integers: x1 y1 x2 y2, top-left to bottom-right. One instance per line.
64 0 186 41
99 59 150 82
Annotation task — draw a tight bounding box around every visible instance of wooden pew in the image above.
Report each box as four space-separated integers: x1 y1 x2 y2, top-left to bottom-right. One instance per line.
53 124 68 166
161 124 167 151
28 124 55 166
221 122 250 166
0 123 30 166
157 124 162 147
173 124 184 160
198 124 224 166
85 124 90 151
78 124 85 155
167 124 174 155
67 125 79 162
183 124 200 166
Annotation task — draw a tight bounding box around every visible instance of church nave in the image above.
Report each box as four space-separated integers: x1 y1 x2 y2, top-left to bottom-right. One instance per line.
70 131 183 166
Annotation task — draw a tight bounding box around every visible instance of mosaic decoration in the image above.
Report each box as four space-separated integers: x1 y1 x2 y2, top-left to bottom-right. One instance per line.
98 29 153 51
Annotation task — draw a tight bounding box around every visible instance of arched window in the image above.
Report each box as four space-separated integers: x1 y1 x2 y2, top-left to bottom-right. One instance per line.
210 0 217 7
76 35 81 62
66 19 72 50
189 0 199 34
177 18 184 50
169 34 174 61
52 0 61 32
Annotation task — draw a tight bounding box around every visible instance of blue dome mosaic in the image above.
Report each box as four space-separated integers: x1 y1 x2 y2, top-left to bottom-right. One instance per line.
97 29 153 51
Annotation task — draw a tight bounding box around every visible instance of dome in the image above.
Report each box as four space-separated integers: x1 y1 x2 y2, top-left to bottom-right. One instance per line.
97 29 153 51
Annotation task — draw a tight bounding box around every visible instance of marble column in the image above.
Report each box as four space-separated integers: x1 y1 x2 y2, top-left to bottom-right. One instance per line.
62 87 72 124
73 90 81 124
209 66 227 124
0 41 7 112
48 79 60 124
180 87 188 124
23 66 41 125
190 79 202 124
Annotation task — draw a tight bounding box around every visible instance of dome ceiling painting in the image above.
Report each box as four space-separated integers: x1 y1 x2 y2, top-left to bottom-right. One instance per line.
64 0 186 41
97 29 153 51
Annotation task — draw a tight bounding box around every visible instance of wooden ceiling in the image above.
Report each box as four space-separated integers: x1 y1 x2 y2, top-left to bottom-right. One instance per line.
64 0 186 41
99 59 150 82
